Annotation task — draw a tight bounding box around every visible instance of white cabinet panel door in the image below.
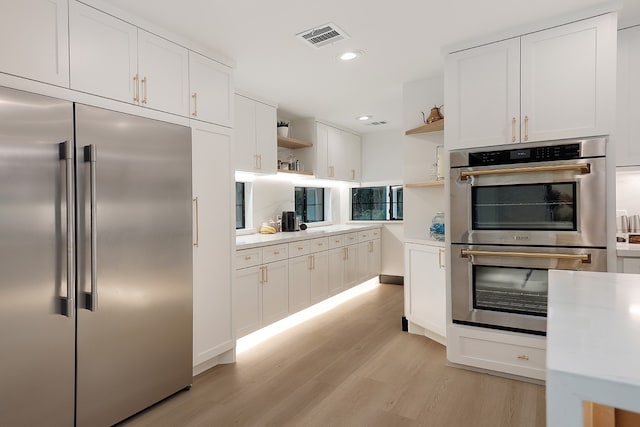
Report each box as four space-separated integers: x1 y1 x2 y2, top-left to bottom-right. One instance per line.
288 256 310 314
616 26 640 167
234 94 257 172
405 243 446 338
370 239 381 278
344 131 361 182
192 124 234 364
138 30 190 116
345 244 359 288
328 247 345 296
69 1 137 103
357 241 370 282
262 260 288 325
234 266 262 338
445 38 520 150
310 252 329 304
315 122 330 179
521 14 615 142
254 100 277 174
189 51 233 127
0 0 69 87
326 125 343 179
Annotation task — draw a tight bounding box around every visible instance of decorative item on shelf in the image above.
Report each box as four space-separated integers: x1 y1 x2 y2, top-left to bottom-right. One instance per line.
277 121 289 137
435 144 445 181
422 105 444 124
429 211 445 241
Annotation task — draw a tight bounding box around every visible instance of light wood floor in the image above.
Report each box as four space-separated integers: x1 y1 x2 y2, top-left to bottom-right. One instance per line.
122 284 546 427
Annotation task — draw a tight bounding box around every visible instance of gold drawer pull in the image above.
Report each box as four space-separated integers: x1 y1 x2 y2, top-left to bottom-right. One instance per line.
244 256 252 260
517 355 529 361
274 251 280 255
298 247 304 250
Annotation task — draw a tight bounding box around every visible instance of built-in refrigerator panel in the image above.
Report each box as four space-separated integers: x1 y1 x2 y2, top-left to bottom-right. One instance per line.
74 105 193 426
0 88 75 426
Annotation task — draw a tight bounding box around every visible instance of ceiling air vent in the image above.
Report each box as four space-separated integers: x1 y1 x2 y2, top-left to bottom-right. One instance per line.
369 121 388 126
296 23 350 48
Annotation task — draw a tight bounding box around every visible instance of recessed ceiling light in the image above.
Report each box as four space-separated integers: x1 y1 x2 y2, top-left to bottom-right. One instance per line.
357 115 372 121
340 52 358 61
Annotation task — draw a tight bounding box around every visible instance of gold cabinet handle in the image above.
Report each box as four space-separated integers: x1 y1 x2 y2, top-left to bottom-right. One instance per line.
524 116 529 141
133 74 140 103
461 249 591 263
192 92 198 117
460 163 590 180
264 265 268 283
244 256 252 261
141 77 148 104
193 197 199 247
511 117 516 142
438 248 445 269
343 247 347 261
328 166 334 177
298 247 304 251
274 251 280 255
517 355 530 361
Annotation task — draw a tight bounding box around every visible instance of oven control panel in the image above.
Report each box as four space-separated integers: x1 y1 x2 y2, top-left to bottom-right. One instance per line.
469 143 580 166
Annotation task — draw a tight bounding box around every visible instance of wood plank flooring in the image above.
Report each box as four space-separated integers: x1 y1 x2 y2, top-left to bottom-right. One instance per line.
121 284 546 427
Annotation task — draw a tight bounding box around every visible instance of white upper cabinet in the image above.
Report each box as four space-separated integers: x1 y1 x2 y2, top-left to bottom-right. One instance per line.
616 26 640 167
0 0 69 87
343 130 362 182
138 30 190 116
520 14 615 143
69 1 190 116
445 13 616 150
189 51 233 127
234 94 277 174
446 38 520 150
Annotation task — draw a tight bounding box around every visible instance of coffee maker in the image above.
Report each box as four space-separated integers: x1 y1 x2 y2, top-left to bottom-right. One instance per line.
281 211 299 232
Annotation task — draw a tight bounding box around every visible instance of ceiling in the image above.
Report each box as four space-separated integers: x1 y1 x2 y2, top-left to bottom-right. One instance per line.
100 0 640 134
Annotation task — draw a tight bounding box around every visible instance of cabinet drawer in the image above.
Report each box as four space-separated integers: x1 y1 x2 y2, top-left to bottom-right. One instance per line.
458 335 546 372
344 233 358 245
288 241 310 257
329 234 345 249
358 230 371 242
371 228 381 239
262 244 289 263
309 237 329 253
236 248 262 269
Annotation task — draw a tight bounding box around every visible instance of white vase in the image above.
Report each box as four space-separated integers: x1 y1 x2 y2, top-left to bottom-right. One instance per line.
277 126 289 137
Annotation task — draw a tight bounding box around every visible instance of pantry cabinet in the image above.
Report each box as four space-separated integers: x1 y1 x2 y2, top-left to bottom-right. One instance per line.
616 26 640 167
404 242 446 343
189 51 233 127
191 123 234 366
69 1 190 116
445 13 616 150
234 94 277 174
0 0 69 87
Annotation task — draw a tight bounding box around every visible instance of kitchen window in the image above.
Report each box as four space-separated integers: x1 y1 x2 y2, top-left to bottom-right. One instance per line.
295 187 325 223
351 185 403 220
235 182 245 229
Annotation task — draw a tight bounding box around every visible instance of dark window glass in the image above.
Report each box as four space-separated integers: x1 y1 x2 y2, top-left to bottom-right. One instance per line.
294 187 325 223
235 182 245 229
351 185 403 220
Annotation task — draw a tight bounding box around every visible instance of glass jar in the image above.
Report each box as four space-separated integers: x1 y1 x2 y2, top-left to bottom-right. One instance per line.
429 211 445 241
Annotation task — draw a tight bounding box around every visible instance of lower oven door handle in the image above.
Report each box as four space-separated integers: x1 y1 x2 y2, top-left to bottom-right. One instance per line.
460 249 591 263
460 163 590 180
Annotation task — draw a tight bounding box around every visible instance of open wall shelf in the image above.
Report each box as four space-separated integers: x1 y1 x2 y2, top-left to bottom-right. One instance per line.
277 135 312 149
405 180 444 188
405 120 444 135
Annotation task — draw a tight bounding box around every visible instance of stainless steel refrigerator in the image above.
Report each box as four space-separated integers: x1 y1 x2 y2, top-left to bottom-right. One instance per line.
0 87 193 426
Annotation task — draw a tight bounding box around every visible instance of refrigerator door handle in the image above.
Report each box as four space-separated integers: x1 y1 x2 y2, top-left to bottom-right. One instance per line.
84 144 98 311
60 141 75 317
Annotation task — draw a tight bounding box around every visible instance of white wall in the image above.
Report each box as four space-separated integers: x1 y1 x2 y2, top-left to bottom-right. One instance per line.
361 130 404 183
616 167 640 216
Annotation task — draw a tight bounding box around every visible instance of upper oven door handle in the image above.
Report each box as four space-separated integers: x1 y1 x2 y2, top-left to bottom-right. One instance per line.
461 249 591 263
460 163 591 181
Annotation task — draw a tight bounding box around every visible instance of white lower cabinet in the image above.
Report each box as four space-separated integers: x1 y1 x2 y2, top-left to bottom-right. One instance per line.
344 244 359 288
288 255 311 314
309 251 329 304
404 242 446 343
234 265 262 338
192 123 234 369
261 260 289 325
618 257 640 274
328 247 346 296
357 230 381 282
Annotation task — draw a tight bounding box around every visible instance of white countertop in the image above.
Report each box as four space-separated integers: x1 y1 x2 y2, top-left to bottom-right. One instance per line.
404 238 445 247
617 242 640 257
546 270 640 426
236 224 381 249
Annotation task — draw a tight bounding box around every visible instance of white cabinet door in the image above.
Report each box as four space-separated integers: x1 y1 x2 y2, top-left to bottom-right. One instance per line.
357 241 370 282
520 14 615 142
369 239 381 278
262 260 289 325
405 243 446 338
315 122 330 179
192 124 234 364
344 131 361 182
254 99 277 174
288 255 310 314
621 258 640 274
189 51 233 127
234 94 257 171
234 265 262 338
309 251 329 304
328 247 345 296
138 30 190 116
344 244 359 288
445 38 520 150
0 0 69 87
616 26 640 167
69 1 137 102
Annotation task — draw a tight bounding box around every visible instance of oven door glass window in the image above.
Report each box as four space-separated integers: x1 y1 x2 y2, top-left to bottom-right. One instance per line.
473 266 548 316
472 183 576 231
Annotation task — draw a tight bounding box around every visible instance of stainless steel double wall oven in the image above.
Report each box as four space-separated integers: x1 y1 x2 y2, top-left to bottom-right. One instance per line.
449 137 608 335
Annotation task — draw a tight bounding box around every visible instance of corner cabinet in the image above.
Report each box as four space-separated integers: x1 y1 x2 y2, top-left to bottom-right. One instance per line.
404 241 446 345
0 0 69 87
445 13 616 150
234 93 277 174
191 122 234 372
